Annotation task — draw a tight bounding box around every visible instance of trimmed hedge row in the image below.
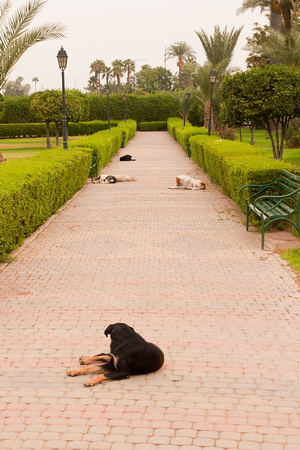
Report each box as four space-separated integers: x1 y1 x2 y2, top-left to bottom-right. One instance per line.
0 120 119 139
69 120 137 174
0 120 137 260
1 94 176 124
167 118 299 219
167 118 207 153
0 147 92 260
138 121 167 131
189 133 298 210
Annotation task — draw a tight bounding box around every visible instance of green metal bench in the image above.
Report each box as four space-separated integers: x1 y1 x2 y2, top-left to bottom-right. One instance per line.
90 150 101 182
239 169 300 249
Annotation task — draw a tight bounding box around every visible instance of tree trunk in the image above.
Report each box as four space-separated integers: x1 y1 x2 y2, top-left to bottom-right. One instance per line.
239 126 242 142
46 121 51 149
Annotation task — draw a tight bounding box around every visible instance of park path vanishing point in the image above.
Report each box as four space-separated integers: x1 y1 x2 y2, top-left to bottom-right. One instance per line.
1 131 300 449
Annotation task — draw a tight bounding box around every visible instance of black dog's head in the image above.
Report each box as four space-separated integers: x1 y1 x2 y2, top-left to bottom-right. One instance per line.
104 323 134 337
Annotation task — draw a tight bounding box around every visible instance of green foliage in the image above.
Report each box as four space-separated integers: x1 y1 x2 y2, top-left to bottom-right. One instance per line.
0 147 92 259
1 93 176 124
189 133 297 211
2 96 34 123
138 121 167 131
221 65 300 159
0 120 137 260
0 120 118 138
281 248 300 271
69 120 137 173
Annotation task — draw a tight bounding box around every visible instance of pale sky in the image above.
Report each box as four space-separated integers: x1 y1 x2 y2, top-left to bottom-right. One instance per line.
11 0 268 93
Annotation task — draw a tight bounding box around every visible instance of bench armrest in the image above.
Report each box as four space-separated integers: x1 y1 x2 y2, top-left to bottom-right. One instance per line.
239 180 277 202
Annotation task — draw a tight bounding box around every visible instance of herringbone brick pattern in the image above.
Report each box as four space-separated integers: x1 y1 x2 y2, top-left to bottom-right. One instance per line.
1 131 300 449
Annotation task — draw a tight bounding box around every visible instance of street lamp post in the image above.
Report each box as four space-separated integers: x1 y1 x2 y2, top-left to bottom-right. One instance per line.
208 69 217 136
183 92 191 127
56 46 68 150
105 84 111 130
123 94 126 123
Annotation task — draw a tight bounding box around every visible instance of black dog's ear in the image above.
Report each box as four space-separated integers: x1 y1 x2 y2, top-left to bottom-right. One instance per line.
104 324 114 336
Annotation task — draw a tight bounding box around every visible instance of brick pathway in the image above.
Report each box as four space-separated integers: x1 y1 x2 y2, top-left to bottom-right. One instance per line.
1 131 300 449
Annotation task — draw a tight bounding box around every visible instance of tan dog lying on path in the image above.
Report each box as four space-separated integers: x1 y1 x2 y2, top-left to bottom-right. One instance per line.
168 175 206 190
93 174 136 183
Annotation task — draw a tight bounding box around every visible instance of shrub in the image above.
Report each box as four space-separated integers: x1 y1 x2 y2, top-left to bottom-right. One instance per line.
0 120 118 139
138 121 167 131
0 147 92 260
0 120 137 260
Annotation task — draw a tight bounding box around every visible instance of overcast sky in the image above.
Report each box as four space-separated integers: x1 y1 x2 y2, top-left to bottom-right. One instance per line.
11 0 268 93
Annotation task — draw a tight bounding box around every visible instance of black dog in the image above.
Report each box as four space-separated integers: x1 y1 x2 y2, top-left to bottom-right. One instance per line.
120 154 136 161
67 323 164 387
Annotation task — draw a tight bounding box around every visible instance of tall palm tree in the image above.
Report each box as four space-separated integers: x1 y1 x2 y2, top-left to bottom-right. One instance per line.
166 41 196 89
90 59 105 94
195 25 243 75
111 59 125 94
32 76 39 92
237 0 300 34
123 59 135 94
0 0 67 90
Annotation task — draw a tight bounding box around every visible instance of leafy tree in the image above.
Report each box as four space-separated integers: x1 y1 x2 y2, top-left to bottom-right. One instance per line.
0 0 67 90
3 76 30 96
245 22 270 67
30 89 88 148
166 41 196 89
221 65 300 159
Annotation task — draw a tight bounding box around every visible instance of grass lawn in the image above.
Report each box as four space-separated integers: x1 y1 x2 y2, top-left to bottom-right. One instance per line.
0 135 82 161
239 128 300 166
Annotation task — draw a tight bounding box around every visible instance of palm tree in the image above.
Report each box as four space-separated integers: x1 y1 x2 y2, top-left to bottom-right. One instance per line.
111 60 125 94
237 0 300 34
166 41 196 89
0 0 67 90
103 65 112 86
262 28 300 65
123 59 135 93
195 25 243 75
32 76 39 91
90 59 106 94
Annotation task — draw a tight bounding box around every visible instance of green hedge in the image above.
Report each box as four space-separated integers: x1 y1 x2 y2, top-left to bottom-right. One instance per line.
167 118 207 153
1 93 176 125
0 120 137 260
0 147 92 260
189 134 298 210
167 119 299 229
138 121 167 131
0 120 119 139
69 120 137 173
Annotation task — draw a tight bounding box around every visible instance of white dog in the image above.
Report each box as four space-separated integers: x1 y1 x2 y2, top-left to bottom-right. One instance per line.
168 175 206 190
93 174 136 184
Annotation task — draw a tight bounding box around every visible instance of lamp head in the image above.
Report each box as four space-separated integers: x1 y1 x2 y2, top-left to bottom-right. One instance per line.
57 46 68 71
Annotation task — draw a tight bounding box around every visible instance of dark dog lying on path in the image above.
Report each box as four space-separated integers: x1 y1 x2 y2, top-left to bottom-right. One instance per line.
120 154 136 161
67 323 164 387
